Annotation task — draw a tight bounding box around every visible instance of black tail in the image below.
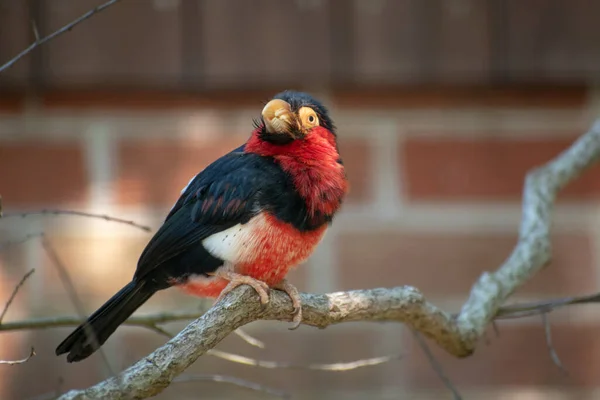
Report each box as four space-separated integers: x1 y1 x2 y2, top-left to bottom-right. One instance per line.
55 280 155 362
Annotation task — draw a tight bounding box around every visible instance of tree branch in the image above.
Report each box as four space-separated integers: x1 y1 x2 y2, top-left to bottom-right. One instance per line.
541 312 567 375
0 0 123 74
56 286 437 399
456 119 600 347
410 329 461 400
0 347 36 366
0 233 44 252
0 310 204 332
0 269 35 324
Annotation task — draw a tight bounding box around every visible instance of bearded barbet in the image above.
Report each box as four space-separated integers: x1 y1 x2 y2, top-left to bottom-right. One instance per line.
56 90 349 362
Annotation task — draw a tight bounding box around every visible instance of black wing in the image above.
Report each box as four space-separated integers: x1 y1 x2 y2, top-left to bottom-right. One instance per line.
134 145 281 283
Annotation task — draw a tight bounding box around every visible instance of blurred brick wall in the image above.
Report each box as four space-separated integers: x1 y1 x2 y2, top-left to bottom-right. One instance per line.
1 87 600 399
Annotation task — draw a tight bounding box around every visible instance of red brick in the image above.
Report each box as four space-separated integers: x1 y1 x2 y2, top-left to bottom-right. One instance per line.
402 323 600 389
333 86 587 110
337 138 371 204
336 232 594 298
402 136 600 201
0 142 87 207
116 138 243 207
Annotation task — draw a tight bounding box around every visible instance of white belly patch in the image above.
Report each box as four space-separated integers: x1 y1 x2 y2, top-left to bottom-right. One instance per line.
201 215 268 264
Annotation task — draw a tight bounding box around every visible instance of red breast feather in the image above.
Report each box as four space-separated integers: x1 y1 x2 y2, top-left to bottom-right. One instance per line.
181 126 348 298
245 125 349 218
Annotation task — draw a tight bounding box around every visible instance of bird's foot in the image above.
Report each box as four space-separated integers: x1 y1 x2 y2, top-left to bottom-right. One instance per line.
273 279 302 330
214 271 270 306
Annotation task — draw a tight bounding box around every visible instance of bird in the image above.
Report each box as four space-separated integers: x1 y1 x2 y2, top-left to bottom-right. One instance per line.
55 90 349 363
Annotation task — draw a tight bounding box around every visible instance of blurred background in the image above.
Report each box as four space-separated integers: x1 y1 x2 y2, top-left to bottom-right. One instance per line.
2 0 600 399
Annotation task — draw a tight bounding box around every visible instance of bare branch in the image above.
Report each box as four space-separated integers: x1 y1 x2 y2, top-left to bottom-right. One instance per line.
40 237 90 322
207 348 401 371
144 324 174 339
457 119 600 346
0 269 35 324
174 374 290 399
410 329 462 400
0 310 206 332
0 347 36 366
233 328 266 349
2 209 151 232
0 0 123 73
541 313 568 375
54 286 462 399
496 291 600 319
30 19 40 42
0 233 44 251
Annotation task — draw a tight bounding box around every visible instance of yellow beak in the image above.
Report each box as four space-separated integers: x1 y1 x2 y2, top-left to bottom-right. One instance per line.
261 99 296 136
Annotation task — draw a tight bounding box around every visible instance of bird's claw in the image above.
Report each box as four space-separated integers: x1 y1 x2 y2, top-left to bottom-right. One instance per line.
215 271 270 305
273 279 302 330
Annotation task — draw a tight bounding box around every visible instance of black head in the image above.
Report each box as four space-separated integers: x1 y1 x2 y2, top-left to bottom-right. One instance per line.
256 90 336 145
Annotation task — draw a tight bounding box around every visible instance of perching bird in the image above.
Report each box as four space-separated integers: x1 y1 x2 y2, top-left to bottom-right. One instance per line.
55 90 349 362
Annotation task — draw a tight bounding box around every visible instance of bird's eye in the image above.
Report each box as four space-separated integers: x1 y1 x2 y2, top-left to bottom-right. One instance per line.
298 106 319 128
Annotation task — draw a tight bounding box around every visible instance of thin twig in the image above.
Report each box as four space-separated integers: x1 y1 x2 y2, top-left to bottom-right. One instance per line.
122 317 400 371
496 291 600 319
0 233 43 251
174 374 290 399
410 329 462 400
144 324 174 339
31 19 40 41
207 348 401 371
122 320 402 371
0 310 206 331
2 209 151 232
541 313 568 375
491 321 500 338
41 236 116 377
0 269 35 324
233 328 266 349
0 0 123 73
0 347 36 365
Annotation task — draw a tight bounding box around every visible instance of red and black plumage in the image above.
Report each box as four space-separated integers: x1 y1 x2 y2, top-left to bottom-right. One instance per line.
55 90 348 362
